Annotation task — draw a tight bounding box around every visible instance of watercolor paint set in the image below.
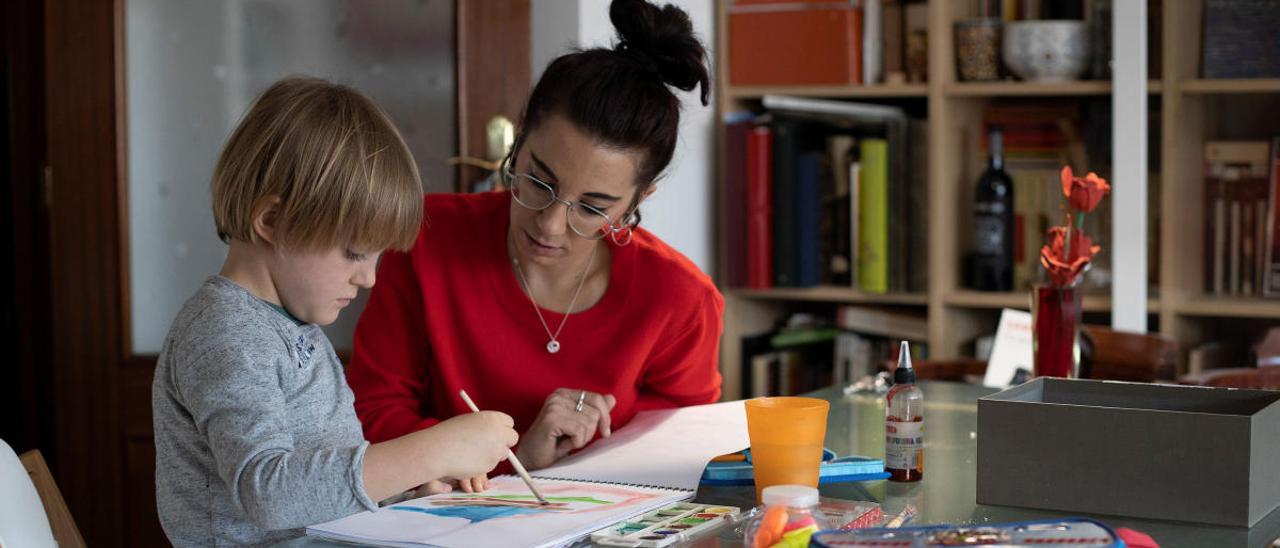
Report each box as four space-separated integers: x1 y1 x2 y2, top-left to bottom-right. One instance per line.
588 502 741 547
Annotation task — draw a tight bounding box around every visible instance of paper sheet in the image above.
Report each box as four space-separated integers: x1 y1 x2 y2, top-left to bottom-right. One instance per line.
535 400 750 491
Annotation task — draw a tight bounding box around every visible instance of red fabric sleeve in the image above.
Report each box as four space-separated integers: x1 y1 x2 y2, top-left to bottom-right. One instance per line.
634 288 725 412
347 248 440 442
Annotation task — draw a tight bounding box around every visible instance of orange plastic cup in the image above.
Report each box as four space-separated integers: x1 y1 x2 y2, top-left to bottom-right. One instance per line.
744 397 830 502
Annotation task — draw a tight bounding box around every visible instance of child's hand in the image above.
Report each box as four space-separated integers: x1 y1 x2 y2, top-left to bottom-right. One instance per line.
427 411 518 480
412 475 489 498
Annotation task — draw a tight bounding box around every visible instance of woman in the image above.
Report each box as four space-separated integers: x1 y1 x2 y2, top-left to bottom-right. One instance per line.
347 0 722 480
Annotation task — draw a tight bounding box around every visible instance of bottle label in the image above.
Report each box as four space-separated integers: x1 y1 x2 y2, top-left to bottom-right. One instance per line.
886 419 923 470
974 215 1005 254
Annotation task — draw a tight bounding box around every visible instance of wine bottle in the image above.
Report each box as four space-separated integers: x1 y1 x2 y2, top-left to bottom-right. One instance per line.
971 126 1015 291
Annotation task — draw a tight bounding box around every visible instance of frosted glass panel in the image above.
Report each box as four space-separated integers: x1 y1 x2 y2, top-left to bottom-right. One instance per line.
127 0 453 353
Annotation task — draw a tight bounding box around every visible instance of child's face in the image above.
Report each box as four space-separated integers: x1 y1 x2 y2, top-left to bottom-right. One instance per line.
269 245 380 326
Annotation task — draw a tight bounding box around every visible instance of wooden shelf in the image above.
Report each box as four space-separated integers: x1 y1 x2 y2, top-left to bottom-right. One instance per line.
1175 296 1280 319
728 84 928 100
1179 78 1280 95
943 80 1163 97
943 290 1160 313
727 287 928 306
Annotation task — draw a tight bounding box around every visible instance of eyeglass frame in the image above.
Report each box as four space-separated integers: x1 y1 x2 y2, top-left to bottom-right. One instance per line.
501 150 638 242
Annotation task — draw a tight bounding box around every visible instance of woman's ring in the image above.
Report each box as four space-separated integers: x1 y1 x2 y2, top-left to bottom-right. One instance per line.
575 391 587 412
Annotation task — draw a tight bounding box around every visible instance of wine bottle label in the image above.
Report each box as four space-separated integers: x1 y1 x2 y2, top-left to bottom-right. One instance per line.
886 419 923 470
974 215 1005 254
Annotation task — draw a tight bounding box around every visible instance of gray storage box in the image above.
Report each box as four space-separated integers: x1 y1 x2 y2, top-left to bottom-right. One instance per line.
977 378 1280 527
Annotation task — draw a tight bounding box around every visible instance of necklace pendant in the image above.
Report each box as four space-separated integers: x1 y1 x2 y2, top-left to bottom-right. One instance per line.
546 340 561 354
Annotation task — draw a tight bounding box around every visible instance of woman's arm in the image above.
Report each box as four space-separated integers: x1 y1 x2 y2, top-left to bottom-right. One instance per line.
635 288 726 410
348 249 440 442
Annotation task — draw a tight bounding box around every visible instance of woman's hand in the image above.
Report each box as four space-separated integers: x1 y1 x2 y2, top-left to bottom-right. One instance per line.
515 388 616 470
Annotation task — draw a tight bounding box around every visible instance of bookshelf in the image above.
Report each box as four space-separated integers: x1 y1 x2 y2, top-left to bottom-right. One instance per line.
729 287 928 306
1180 79 1280 95
715 0 1280 399
729 84 928 100
942 80 1164 97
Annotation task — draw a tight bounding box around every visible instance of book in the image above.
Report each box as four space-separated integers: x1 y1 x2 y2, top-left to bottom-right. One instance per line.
1202 0 1280 78
835 305 927 341
906 118 929 293
771 117 802 286
795 151 824 286
747 125 774 289
826 135 858 286
1204 141 1271 295
723 114 753 288
858 138 890 293
308 402 750 548
728 3 864 85
862 0 883 85
1267 137 1280 297
882 0 904 80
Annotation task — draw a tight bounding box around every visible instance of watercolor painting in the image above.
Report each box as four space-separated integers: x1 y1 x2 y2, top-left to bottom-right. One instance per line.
309 476 687 548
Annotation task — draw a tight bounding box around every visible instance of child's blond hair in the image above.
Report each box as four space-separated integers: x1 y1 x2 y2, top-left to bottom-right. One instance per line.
212 77 423 252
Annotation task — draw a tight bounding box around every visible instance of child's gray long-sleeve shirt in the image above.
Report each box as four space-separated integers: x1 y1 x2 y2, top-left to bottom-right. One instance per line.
153 276 377 547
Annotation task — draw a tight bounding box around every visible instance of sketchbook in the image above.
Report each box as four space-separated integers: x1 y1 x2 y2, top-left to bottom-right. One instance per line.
306 400 750 547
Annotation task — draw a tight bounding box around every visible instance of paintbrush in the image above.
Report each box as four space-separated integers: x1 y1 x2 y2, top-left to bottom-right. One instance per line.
458 389 550 505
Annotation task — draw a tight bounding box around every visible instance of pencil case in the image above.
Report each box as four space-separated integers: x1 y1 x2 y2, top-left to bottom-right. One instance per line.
810 517 1125 547
699 448 890 486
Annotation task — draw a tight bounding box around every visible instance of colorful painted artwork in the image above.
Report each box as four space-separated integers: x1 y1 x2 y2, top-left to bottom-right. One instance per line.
307 476 691 548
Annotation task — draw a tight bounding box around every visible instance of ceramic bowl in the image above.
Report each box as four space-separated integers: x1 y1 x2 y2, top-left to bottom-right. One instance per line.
1002 21 1090 83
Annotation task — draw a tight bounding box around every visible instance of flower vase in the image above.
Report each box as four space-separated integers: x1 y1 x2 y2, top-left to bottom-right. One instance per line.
1031 284 1083 378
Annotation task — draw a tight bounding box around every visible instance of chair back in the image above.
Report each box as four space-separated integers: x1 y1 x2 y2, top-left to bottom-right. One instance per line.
0 439 58 548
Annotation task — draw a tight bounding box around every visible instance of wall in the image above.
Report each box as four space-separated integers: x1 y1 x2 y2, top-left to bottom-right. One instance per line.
126 0 455 352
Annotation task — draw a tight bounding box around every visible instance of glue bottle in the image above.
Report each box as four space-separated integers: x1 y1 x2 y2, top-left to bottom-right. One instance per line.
743 485 827 548
886 341 923 482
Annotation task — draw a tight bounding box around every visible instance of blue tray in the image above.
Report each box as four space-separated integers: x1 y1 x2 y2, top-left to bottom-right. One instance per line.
700 448 889 486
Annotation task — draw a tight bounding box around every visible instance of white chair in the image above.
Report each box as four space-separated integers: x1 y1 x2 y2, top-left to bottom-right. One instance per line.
0 438 59 548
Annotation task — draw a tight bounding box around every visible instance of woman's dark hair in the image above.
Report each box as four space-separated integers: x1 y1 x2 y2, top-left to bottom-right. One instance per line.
514 0 710 227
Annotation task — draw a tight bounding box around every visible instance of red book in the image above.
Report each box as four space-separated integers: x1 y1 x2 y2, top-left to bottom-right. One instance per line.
747 126 773 289
729 4 862 86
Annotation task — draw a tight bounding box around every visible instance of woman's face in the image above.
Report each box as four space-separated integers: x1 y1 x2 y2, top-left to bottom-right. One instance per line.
507 114 644 267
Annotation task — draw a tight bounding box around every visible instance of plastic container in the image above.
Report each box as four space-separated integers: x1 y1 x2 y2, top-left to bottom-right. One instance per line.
744 397 829 502
886 341 924 482
742 485 830 548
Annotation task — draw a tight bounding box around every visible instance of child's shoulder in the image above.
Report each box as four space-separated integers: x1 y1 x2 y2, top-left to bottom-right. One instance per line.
162 277 294 363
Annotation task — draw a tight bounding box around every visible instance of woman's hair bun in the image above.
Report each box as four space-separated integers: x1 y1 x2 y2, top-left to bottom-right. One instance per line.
609 0 710 106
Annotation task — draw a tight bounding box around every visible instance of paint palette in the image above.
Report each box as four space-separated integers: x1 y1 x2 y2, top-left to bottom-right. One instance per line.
588 503 740 547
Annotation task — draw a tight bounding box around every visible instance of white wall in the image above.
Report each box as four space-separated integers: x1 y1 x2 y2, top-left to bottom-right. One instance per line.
126 0 454 353
530 0 716 276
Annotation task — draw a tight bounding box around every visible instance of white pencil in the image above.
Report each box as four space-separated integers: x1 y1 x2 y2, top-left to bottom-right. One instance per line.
458 389 550 505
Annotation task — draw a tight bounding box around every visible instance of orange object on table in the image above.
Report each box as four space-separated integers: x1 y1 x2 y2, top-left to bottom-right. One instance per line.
744 397 829 502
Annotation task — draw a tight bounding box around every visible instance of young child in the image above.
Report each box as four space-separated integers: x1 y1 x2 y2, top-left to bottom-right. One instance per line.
151 77 518 547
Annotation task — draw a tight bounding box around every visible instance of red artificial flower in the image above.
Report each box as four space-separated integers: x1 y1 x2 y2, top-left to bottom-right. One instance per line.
1039 226 1101 287
1060 166 1111 214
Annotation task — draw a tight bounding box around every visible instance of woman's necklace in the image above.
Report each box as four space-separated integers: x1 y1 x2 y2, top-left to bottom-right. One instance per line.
512 243 599 354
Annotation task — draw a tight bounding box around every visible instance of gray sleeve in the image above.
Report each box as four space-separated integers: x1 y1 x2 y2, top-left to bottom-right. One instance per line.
175 332 377 530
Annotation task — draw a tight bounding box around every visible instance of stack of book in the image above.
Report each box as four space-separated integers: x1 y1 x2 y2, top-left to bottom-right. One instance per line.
723 96 928 294
1203 140 1280 298
741 307 928 398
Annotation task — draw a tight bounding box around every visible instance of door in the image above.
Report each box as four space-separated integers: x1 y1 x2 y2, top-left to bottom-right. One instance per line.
40 0 529 544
